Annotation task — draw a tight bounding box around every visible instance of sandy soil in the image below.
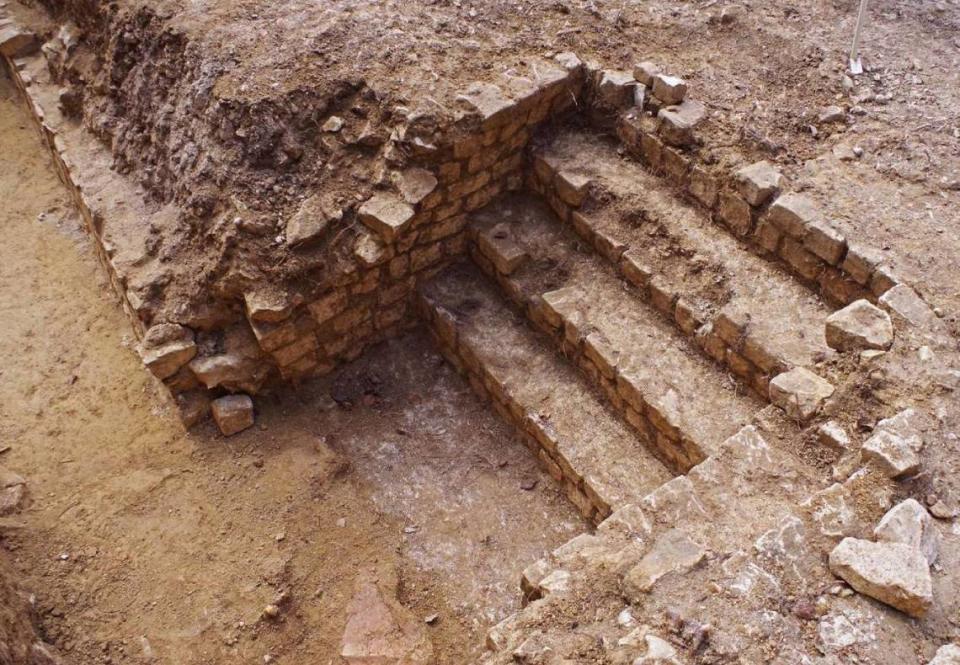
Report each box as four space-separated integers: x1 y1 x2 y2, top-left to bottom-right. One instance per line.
0 68 585 664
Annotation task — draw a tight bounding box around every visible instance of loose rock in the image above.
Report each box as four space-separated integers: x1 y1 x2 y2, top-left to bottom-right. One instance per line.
874 498 940 565
769 367 834 421
622 529 704 599
828 537 932 618
138 323 197 380
819 106 845 123
825 299 894 352
861 410 923 478
930 644 960 665
286 194 342 247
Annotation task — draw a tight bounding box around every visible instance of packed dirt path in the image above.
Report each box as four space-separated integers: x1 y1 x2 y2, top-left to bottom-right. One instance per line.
0 68 585 664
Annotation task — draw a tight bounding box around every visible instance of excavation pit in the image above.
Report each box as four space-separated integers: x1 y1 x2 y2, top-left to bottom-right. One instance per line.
2 0 960 662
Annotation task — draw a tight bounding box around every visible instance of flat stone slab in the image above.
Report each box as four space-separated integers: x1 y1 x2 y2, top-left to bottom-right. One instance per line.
825 299 893 352
341 574 432 664
879 284 937 328
828 537 932 618
622 528 705 599
769 367 834 421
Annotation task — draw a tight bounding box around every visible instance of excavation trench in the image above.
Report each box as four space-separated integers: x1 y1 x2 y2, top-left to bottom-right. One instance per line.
0 67 587 663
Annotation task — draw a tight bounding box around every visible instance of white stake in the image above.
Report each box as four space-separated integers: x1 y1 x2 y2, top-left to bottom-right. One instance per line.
849 0 870 75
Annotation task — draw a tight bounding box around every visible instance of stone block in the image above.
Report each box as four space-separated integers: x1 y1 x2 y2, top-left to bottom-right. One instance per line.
717 192 753 236
862 429 921 479
841 244 883 285
734 160 784 207
714 306 749 349
688 166 718 209
742 335 782 374
674 299 706 335
396 168 438 205
639 132 663 169
272 334 317 367
633 61 661 87
657 99 706 147
568 210 595 242
804 219 847 265
825 299 893 351
754 219 782 254
767 193 821 239
620 249 654 291
780 237 824 281
410 243 444 272
929 645 960 665
596 69 637 109
828 538 932 618
244 289 298 323
662 147 690 186
651 74 688 105
869 264 899 296
0 27 38 57
593 227 628 263
820 269 867 305
477 223 528 275
648 276 677 315
583 331 620 379
817 421 851 451
456 81 515 128
138 323 197 380
555 170 591 207
769 367 834 421
211 394 255 436
358 193 415 243
308 290 348 325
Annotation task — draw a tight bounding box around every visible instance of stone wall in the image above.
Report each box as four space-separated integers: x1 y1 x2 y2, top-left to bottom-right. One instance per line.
610 65 904 308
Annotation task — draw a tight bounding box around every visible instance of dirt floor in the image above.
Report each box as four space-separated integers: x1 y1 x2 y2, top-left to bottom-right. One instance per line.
0 68 586 663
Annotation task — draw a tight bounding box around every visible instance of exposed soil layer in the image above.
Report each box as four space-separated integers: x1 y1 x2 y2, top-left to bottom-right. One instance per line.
0 68 585 663
8 0 959 334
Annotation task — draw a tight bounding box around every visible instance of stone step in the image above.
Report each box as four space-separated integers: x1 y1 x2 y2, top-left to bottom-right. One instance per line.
416 262 673 524
484 425 939 665
468 194 762 471
530 129 837 398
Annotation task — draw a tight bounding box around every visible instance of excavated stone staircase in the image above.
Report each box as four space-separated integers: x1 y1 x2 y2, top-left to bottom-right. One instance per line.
417 125 957 662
